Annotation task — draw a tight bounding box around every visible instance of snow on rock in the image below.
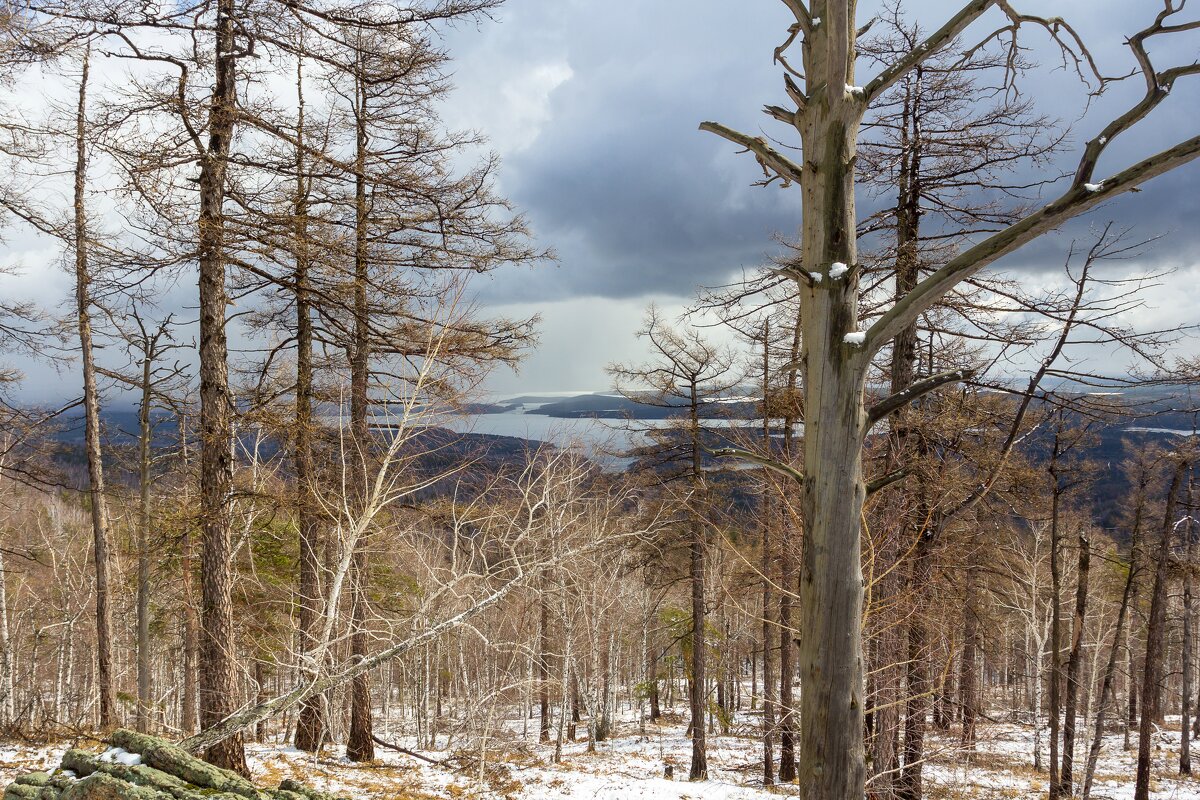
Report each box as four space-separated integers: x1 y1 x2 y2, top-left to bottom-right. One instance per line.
3 713 1197 799
844 331 866 345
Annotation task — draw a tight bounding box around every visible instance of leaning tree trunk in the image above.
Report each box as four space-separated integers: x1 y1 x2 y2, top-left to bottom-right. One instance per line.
196 0 247 775
1135 457 1188 800
72 46 116 733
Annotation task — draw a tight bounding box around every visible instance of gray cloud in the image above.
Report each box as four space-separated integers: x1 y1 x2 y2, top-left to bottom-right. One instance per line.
445 0 1200 307
4 0 1199 399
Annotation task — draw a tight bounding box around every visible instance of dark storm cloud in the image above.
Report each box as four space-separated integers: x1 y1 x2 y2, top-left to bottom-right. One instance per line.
446 0 1200 305
4 1 1198 400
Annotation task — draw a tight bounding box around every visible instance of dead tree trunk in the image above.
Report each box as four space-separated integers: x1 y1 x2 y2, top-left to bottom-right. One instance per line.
72 46 116 733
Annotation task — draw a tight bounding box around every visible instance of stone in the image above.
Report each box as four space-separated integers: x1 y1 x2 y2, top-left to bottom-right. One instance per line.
3 731 350 800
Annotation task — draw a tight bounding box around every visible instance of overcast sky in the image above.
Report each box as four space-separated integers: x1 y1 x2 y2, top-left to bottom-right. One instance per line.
2 0 1199 403
442 0 1200 394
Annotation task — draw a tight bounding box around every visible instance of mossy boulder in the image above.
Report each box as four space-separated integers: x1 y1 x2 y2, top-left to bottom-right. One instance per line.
3 731 350 800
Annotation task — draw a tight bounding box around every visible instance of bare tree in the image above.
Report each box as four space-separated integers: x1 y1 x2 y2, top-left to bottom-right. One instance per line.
609 305 742 781
701 3 1200 797
67 44 117 731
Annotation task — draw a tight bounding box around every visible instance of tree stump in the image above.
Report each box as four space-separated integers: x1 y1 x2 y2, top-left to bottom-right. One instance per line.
3 729 349 800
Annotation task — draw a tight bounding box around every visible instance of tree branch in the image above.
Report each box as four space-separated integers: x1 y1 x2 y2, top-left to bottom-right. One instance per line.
705 446 805 483
699 121 804 187
867 368 978 426
867 469 910 496
866 133 1200 352
863 0 996 103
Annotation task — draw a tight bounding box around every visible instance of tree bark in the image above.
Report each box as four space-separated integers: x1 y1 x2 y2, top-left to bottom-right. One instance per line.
792 26 870 796
72 46 116 733
197 0 247 774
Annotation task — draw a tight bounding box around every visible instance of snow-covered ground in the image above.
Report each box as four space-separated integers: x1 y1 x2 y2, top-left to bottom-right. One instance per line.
2 714 1199 799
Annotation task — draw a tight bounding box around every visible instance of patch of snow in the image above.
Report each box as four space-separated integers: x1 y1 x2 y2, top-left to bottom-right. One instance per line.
829 261 849 278
845 84 865 97
812 16 821 25
844 331 866 345
1084 182 1103 192
810 271 823 283
1099 135 1107 144
97 747 125 763
115 751 143 767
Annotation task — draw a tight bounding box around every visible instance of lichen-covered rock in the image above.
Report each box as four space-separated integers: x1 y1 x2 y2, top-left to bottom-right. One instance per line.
3 731 350 800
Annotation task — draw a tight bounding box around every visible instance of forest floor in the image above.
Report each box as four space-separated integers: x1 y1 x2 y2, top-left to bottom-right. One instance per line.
1 711 1198 799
